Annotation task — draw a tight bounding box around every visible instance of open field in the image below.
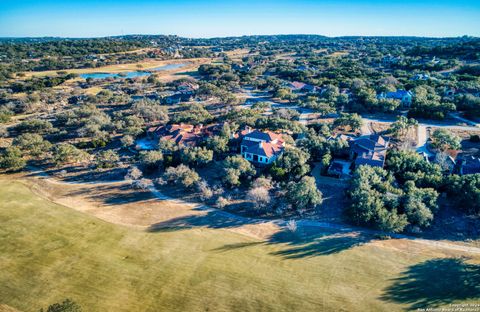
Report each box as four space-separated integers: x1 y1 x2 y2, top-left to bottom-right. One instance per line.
1 176 480 311
20 57 211 79
224 48 255 61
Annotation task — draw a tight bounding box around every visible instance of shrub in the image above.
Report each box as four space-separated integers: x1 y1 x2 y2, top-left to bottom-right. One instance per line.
16 119 54 134
197 180 213 201
96 150 120 169
0 146 26 171
125 166 143 181
39 298 82 312
164 164 200 189
431 128 461 151
53 144 90 165
179 146 213 167
120 135 135 147
285 176 323 211
221 155 255 187
216 196 230 208
13 133 52 157
470 134 480 143
246 186 271 210
139 150 163 171
271 148 310 181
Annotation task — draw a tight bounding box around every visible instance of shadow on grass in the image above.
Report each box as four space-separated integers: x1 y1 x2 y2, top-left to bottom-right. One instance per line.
210 225 371 259
63 183 156 205
268 228 370 259
381 258 480 310
147 209 264 232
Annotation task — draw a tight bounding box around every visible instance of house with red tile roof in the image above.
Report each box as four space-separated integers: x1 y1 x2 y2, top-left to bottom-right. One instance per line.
177 81 199 94
239 128 285 164
147 123 224 147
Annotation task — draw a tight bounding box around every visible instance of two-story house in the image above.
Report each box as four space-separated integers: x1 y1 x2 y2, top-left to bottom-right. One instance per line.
239 128 285 164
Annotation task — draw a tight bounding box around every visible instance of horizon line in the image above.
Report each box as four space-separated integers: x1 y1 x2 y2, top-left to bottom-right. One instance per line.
0 33 478 40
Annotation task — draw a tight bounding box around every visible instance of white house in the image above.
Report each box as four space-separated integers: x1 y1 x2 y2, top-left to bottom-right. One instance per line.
240 129 285 164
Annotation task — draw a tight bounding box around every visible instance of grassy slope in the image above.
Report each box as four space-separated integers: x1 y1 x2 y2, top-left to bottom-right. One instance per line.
0 180 477 312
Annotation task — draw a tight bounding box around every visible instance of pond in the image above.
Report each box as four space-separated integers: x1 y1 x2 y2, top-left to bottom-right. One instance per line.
80 63 188 80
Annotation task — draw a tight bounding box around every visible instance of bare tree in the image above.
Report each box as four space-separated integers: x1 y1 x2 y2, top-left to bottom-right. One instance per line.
246 186 271 210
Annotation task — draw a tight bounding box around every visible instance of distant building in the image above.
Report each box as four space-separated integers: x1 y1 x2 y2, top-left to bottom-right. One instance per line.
239 128 285 165
378 90 413 107
411 73 430 81
430 56 440 65
296 65 317 72
211 47 224 53
351 135 390 168
162 92 193 105
131 93 162 102
284 81 318 93
232 64 252 72
177 81 199 94
381 55 401 67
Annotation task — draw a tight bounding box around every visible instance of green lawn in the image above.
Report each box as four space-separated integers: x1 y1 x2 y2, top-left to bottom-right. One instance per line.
0 179 478 312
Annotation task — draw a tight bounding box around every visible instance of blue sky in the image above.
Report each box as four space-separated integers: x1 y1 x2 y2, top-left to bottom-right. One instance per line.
0 0 479 38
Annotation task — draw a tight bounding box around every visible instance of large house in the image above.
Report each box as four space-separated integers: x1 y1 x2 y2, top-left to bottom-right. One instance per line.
239 128 285 164
147 123 223 147
378 90 413 107
459 156 480 175
350 134 390 168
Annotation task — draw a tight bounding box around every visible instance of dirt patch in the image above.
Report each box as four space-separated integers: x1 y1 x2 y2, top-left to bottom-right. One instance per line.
5 173 280 239
432 127 480 139
0 304 22 312
369 238 470 258
370 122 390 134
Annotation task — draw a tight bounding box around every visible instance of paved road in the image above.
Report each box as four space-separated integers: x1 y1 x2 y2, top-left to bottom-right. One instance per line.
241 88 480 131
361 114 479 157
362 115 480 132
240 88 313 125
415 125 435 157
449 112 479 127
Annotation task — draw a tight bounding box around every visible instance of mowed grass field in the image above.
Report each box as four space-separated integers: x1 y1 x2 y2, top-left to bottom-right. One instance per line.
1 179 479 312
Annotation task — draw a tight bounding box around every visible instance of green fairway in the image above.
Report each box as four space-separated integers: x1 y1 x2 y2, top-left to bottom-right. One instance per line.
0 179 478 312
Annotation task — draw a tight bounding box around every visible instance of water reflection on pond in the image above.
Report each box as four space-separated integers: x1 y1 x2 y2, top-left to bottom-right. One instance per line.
80 63 187 79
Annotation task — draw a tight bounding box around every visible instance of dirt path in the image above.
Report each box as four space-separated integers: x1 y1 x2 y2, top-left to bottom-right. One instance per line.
16 168 480 255
360 120 373 135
